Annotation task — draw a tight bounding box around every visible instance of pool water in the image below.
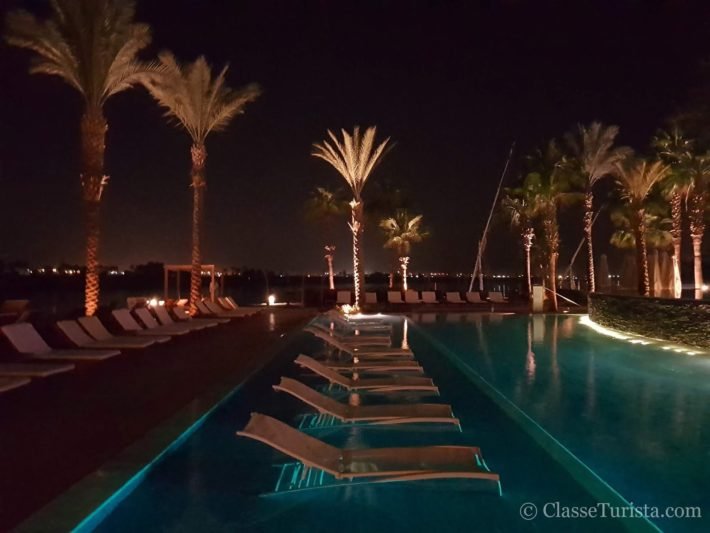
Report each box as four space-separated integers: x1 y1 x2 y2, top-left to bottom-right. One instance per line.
86 314 706 532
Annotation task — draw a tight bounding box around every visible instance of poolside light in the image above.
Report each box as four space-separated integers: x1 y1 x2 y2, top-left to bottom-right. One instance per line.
148 297 158 307
267 294 276 306
702 284 709 292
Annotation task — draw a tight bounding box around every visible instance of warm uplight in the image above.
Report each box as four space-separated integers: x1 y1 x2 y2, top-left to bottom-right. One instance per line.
148 297 159 307
702 284 709 292
267 294 276 306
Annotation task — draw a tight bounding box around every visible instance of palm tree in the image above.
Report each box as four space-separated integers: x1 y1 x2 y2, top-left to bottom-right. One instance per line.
379 210 429 291
501 189 536 296
523 140 580 311
312 127 392 308
566 122 630 292
609 205 672 251
138 52 261 314
5 0 153 316
304 187 347 290
614 159 670 296
685 154 710 296
652 128 694 297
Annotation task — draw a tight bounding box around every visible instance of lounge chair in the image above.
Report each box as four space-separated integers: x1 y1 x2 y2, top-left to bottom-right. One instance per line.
78 316 170 345
487 291 508 304
237 413 498 483
153 305 217 330
112 309 180 338
387 291 404 304
57 320 156 349
422 291 439 304
323 310 392 331
0 376 30 393
316 356 424 373
365 292 378 304
1 323 120 361
0 362 74 378
309 322 392 346
446 292 466 304
225 296 241 309
404 290 422 304
172 305 229 325
336 291 352 305
304 326 413 357
198 300 253 318
274 377 458 425
295 354 438 392
132 308 192 336
0 299 31 324
465 292 485 304
217 297 236 310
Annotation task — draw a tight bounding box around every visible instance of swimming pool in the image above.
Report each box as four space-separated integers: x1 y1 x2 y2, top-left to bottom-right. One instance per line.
70 313 706 532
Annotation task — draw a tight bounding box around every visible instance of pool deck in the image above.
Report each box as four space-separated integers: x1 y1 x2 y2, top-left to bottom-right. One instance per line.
0 308 315 530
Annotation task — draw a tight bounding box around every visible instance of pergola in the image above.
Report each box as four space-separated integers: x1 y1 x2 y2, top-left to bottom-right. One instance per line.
163 264 223 302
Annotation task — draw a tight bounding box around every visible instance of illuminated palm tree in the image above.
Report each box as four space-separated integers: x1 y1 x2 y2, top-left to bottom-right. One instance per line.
566 122 631 292
501 189 536 296
5 0 153 316
304 187 347 289
614 159 670 296
380 210 429 291
609 205 672 251
685 154 710 296
138 52 261 314
312 127 392 308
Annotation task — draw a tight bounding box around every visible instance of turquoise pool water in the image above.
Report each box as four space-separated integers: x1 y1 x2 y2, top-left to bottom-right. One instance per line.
84 314 707 532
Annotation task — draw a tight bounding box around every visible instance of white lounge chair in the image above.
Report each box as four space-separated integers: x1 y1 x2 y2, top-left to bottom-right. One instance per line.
295 354 438 392
57 320 156 349
0 362 74 377
217 297 236 310
274 377 458 425
112 309 179 338
323 310 392 332
78 316 170 345
465 292 485 304
422 291 439 304
446 292 466 304
387 291 404 304
404 290 422 304
318 356 424 373
309 322 392 346
133 308 192 336
487 291 508 304
237 413 498 483
198 300 253 318
153 305 216 330
0 376 30 393
336 291 352 305
172 306 229 325
304 326 413 357
1 323 120 361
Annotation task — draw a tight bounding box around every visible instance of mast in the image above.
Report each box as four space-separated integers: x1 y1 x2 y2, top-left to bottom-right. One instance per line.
469 142 515 292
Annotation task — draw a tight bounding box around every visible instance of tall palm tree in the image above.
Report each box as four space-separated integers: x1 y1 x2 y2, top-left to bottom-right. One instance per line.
5 0 153 316
304 187 347 290
501 189 536 296
138 52 261 314
566 122 630 292
652 128 694 297
614 159 670 296
609 205 672 251
312 127 392 308
523 140 580 311
379 210 428 291
685 154 710 296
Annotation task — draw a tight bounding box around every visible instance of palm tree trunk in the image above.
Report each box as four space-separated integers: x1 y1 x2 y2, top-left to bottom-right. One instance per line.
583 190 595 293
189 143 207 315
633 209 650 296
80 107 108 317
349 200 365 308
325 246 335 290
388 271 394 289
688 191 706 296
543 213 559 312
523 227 534 297
670 190 683 298
399 256 410 291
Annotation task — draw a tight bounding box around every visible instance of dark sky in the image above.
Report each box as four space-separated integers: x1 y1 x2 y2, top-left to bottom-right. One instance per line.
1 0 710 274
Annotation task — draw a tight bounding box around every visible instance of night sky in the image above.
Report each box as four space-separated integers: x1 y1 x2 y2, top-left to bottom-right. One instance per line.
2 0 710 274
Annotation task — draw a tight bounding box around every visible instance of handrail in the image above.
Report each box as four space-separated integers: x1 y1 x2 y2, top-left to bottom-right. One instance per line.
544 287 584 307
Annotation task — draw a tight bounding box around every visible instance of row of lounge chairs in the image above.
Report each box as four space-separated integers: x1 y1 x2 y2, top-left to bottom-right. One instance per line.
0 297 256 395
337 290 509 305
236 311 500 488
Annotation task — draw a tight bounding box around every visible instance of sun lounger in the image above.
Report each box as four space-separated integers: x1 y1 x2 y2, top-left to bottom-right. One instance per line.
323 311 392 332
237 413 498 482
0 299 31 324
0 376 30 393
387 291 404 304
365 292 378 304
309 322 392 345
133 308 191 336
217 297 236 310
152 305 215 330
336 291 352 305
465 292 485 304
112 309 180 338
487 291 508 304
0 362 74 377
404 290 422 304
304 326 412 357
274 377 457 425
225 296 241 309
78 316 169 345
197 300 252 318
57 320 156 349
171 306 228 325
422 291 439 304
295 354 438 392
446 292 466 304
1 323 120 361
315 356 424 373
